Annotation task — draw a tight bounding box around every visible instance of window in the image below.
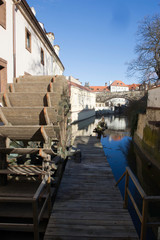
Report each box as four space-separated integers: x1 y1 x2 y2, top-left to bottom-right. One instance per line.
25 28 31 52
41 48 44 65
0 0 6 29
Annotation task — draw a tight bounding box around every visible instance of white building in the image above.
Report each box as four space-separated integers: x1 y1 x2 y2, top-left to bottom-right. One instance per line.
110 80 129 92
0 0 64 92
67 76 96 123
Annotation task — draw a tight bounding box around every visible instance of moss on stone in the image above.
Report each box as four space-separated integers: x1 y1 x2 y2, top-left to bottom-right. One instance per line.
142 125 160 163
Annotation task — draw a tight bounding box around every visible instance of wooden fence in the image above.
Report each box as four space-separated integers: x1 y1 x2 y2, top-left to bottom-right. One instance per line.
116 167 160 240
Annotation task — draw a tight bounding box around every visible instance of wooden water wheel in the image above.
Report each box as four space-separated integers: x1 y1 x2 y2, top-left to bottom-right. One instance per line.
0 75 70 239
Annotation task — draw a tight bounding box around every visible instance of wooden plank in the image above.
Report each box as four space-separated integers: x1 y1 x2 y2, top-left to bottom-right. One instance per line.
17 75 54 83
0 125 57 141
0 147 55 155
44 136 138 240
0 107 57 125
13 82 51 93
6 92 47 107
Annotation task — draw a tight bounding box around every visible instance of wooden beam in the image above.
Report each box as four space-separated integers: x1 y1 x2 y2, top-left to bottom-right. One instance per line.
0 108 9 125
49 82 53 92
41 126 49 143
0 125 57 141
9 84 15 93
3 93 11 107
46 93 51 107
43 107 50 125
0 137 7 185
0 148 39 155
0 148 55 155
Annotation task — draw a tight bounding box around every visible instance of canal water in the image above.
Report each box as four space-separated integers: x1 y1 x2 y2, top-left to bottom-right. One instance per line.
72 115 160 240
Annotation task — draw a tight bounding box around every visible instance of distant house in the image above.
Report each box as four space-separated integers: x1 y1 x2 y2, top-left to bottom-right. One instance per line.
128 83 140 91
110 80 129 92
90 86 109 93
89 83 109 93
0 0 64 92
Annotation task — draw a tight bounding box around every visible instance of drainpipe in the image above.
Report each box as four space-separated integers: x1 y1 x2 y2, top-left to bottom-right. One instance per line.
13 0 21 78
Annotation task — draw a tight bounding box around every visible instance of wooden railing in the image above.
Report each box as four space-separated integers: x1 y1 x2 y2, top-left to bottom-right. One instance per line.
116 167 160 240
0 176 51 240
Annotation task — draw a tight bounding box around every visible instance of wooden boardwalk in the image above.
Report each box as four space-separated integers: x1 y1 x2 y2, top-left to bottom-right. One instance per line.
44 136 139 240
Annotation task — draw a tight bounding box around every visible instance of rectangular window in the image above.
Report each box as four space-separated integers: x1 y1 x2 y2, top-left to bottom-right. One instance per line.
25 28 31 52
41 48 44 65
0 0 6 29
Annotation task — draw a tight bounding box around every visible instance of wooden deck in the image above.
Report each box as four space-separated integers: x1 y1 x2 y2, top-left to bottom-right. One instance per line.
44 136 139 240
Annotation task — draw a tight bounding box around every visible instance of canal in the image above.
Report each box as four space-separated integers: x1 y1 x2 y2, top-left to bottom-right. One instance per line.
72 115 160 240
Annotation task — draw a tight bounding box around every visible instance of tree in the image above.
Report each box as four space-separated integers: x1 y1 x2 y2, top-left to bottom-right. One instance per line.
127 14 160 85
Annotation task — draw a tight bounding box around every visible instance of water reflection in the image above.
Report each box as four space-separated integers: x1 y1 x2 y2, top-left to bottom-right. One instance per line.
71 115 130 144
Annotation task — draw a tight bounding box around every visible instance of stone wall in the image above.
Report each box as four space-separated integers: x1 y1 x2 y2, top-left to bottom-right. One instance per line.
134 87 160 167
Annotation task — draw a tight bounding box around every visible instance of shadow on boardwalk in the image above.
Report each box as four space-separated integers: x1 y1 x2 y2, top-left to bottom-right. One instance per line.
44 136 139 240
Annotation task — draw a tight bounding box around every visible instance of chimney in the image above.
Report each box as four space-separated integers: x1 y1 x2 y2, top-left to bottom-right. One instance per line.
85 82 90 88
39 22 45 31
30 7 36 16
46 32 55 46
54 45 60 56
105 82 107 86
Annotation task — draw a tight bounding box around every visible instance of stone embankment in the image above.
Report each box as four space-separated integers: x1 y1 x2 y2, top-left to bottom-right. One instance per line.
134 86 160 167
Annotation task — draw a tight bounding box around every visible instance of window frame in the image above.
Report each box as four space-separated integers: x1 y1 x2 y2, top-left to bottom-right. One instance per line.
41 48 44 65
25 28 31 52
0 0 6 29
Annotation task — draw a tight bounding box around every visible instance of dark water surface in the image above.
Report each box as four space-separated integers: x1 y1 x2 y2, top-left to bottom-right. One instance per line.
73 115 160 240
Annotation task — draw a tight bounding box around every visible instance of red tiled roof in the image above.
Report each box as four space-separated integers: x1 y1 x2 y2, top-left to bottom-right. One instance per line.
149 85 160 90
68 81 92 92
111 80 128 87
89 86 109 92
127 83 140 90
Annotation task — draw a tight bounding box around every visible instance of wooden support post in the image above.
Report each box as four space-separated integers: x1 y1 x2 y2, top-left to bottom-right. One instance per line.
47 180 52 217
32 199 39 240
3 93 11 107
140 198 148 240
0 108 9 125
41 126 49 144
49 82 53 92
43 107 50 125
9 83 15 93
46 93 51 107
0 137 7 185
123 170 129 209
158 226 160 240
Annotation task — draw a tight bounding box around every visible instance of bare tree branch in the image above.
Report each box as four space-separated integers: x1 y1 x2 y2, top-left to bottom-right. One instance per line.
127 14 160 84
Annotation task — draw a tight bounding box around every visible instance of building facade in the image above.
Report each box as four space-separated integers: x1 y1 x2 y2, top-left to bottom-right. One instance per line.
0 0 64 92
110 80 129 92
67 76 96 123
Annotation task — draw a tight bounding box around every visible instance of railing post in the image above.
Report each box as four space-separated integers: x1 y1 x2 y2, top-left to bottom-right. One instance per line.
47 176 52 217
140 197 148 240
123 169 129 209
33 199 39 240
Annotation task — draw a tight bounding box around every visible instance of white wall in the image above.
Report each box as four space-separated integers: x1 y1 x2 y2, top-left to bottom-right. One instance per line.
0 0 64 85
0 0 13 83
53 59 63 75
147 87 160 108
15 7 54 77
110 86 129 92
70 81 96 123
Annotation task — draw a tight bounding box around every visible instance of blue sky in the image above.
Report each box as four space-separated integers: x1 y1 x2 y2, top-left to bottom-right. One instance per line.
27 0 160 86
